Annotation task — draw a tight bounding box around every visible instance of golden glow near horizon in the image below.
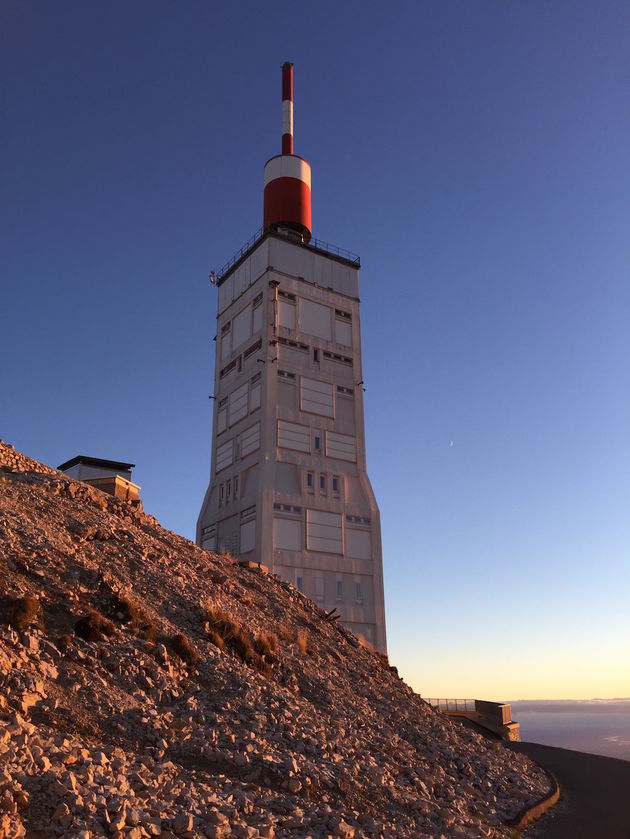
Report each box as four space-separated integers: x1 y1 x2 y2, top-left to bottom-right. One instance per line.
392 636 629 702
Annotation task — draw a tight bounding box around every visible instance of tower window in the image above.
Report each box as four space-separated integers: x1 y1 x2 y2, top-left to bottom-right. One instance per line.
332 475 339 496
220 359 237 378
296 574 304 592
336 579 343 600
244 338 262 359
306 471 313 491
319 474 326 493
313 348 319 362
355 581 362 603
314 434 320 451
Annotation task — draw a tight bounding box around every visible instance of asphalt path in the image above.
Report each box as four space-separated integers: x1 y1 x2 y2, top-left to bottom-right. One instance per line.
507 741 630 839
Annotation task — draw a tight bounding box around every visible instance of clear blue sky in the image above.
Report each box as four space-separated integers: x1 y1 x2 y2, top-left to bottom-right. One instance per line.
2 1 628 699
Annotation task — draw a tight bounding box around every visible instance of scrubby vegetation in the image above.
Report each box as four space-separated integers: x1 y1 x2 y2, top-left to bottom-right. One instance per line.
75 610 117 642
1 595 42 630
104 589 157 641
171 633 200 666
203 605 277 677
254 631 278 658
296 629 309 655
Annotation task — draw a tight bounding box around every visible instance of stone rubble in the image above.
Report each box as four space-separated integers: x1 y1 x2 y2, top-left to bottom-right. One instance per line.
0 441 550 837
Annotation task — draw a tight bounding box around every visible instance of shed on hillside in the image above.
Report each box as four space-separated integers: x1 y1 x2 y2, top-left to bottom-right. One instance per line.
57 455 141 507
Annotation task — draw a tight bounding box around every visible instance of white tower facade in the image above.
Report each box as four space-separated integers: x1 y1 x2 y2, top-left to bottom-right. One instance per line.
197 64 386 653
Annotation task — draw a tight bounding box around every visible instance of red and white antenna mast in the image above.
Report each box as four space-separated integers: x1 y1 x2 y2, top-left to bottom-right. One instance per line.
282 61 293 155
263 62 312 242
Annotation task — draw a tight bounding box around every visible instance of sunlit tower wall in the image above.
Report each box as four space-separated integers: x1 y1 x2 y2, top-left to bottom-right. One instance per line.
197 63 387 653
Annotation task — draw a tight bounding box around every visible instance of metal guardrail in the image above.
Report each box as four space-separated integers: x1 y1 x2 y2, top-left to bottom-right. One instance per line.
426 698 477 713
215 228 360 282
308 237 360 266
216 227 265 281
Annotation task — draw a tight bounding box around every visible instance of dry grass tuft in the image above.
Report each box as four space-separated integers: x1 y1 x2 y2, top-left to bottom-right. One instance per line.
75 610 117 642
254 632 278 657
204 606 239 640
204 606 253 662
254 658 273 679
2 595 42 630
171 633 200 666
277 626 293 643
203 606 276 677
296 630 309 655
108 591 157 641
208 630 225 651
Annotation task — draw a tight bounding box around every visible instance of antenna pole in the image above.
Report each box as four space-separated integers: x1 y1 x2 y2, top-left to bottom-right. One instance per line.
282 62 293 155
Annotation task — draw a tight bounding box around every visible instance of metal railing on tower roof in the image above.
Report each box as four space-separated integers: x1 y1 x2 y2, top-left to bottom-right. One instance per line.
215 227 360 284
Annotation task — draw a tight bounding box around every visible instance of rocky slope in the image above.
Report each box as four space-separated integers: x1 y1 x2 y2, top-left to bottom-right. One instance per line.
0 442 550 838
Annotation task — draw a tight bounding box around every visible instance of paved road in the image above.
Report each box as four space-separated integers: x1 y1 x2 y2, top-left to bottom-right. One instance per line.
507 741 630 839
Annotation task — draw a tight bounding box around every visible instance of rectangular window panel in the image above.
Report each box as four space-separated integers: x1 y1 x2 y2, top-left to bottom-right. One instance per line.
240 519 256 554
346 529 371 560
233 304 252 350
220 322 231 361
217 407 227 434
252 300 263 333
300 299 332 341
228 383 248 426
278 299 296 330
306 509 342 554
201 525 217 552
315 574 325 599
301 377 334 417
215 439 233 473
241 423 260 458
334 318 352 347
277 419 310 453
326 431 356 462
243 338 261 360
250 383 261 411
273 517 301 551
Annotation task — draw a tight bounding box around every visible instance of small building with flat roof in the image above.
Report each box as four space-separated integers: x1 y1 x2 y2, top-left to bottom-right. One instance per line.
57 455 141 507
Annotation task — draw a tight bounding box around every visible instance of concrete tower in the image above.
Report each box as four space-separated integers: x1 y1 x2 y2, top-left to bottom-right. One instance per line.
197 63 387 653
